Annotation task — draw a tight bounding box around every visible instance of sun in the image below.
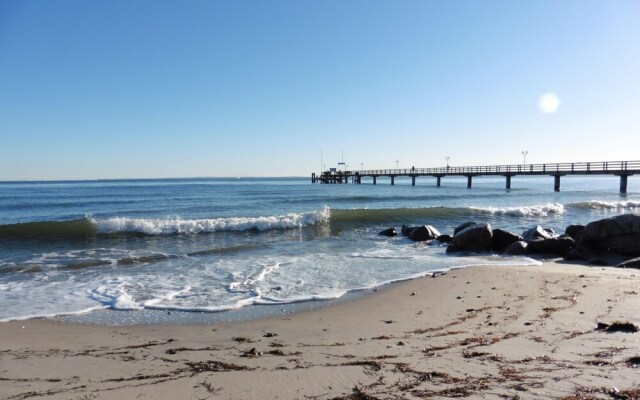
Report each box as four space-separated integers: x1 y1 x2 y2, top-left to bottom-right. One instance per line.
538 92 560 113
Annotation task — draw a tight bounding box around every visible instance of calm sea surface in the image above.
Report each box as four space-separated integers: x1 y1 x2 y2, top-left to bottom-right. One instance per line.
1 175 639 324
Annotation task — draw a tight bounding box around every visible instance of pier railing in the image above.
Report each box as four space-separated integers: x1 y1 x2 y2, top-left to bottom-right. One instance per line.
311 160 639 192
351 160 640 177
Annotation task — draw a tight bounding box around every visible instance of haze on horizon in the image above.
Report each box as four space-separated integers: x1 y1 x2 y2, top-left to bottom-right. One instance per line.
1 1 639 181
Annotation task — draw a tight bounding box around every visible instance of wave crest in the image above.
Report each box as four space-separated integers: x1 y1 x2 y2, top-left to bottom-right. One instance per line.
90 208 330 235
569 200 640 210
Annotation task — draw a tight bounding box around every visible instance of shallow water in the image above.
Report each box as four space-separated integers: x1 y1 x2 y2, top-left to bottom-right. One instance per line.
1 175 638 323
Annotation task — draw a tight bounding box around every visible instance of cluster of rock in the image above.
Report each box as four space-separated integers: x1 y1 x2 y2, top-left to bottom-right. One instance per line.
379 214 640 268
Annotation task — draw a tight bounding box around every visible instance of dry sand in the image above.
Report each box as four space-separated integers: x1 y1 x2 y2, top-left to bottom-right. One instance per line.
1 261 640 399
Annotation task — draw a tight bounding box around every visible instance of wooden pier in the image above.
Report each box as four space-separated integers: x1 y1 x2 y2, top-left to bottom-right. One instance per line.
311 160 640 193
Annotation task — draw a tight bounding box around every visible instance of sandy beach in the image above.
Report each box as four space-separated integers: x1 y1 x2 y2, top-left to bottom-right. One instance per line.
1 261 640 399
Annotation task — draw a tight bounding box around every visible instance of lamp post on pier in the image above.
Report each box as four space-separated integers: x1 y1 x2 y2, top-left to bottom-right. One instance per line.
446 156 450 168
521 150 528 166
395 160 399 170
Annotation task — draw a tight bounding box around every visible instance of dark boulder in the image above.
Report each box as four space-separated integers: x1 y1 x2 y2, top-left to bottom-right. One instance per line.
522 226 555 242
492 229 523 252
526 235 575 256
598 234 640 255
401 225 415 237
565 224 585 240
454 222 476 235
579 214 640 244
564 246 598 262
617 257 640 269
503 241 528 255
379 228 397 237
409 225 441 242
445 243 462 253
436 234 453 243
452 223 493 251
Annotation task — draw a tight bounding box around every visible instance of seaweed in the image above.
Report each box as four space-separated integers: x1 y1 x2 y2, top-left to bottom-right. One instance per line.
185 360 252 373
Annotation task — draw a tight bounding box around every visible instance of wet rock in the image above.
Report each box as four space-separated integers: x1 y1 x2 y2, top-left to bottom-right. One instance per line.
580 214 640 243
522 226 555 241
409 225 441 242
503 241 528 255
401 225 415 237
565 224 585 240
587 258 609 266
564 246 598 262
445 243 462 253
454 221 477 235
452 223 493 251
492 229 523 252
379 227 397 237
575 214 640 256
599 234 640 255
616 257 640 269
526 235 575 256
436 234 453 243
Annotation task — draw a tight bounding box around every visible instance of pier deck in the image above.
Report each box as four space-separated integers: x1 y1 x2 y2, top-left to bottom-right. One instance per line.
311 160 640 193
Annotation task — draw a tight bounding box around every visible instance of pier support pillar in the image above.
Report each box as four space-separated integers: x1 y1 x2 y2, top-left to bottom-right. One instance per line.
554 175 561 192
391 176 395 185
505 175 511 189
373 176 377 185
620 175 628 193
467 176 472 188
411 176 416 186
437 176 441 187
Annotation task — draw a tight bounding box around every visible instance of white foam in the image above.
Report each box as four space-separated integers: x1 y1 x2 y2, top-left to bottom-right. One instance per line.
89 207 330 235
111 292 143 311
570 200 640 210
229 263 281 293
470 203 565 217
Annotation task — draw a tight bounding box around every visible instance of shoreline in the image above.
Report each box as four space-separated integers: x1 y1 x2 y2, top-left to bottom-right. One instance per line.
9 257 540 326
2 261 640 399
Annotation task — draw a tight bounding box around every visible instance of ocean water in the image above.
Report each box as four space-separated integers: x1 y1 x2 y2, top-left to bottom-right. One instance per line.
1 175 639 324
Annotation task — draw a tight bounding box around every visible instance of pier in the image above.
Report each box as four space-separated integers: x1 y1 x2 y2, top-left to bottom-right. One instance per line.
311 160 640 193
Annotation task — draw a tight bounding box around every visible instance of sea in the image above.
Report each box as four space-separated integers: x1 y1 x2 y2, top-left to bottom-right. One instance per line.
1 175 638 325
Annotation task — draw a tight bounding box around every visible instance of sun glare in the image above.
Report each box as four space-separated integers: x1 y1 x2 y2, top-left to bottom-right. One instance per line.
538 92 560 113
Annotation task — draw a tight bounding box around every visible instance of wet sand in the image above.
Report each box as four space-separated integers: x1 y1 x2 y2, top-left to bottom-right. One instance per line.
1 262 640 399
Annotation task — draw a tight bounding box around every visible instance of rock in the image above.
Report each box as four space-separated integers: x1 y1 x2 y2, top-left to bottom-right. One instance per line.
409 225 441 242
617 257 640 269
522 226 555 241
526 235 575 256
503 241 528 255
436 234 453 243
492 229 523 252
452 223 493 251
565 224 585 240
598 234 640 255
401 225 415 237
580 214 640 243
445 244 462 253
564 246 598 262
454 222 476 235
379 227 397 237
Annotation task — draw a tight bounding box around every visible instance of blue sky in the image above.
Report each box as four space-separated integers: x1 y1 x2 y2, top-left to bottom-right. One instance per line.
1 1 639 180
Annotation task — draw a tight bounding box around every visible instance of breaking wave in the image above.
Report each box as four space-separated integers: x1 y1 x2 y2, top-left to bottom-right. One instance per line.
4 201 637 241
